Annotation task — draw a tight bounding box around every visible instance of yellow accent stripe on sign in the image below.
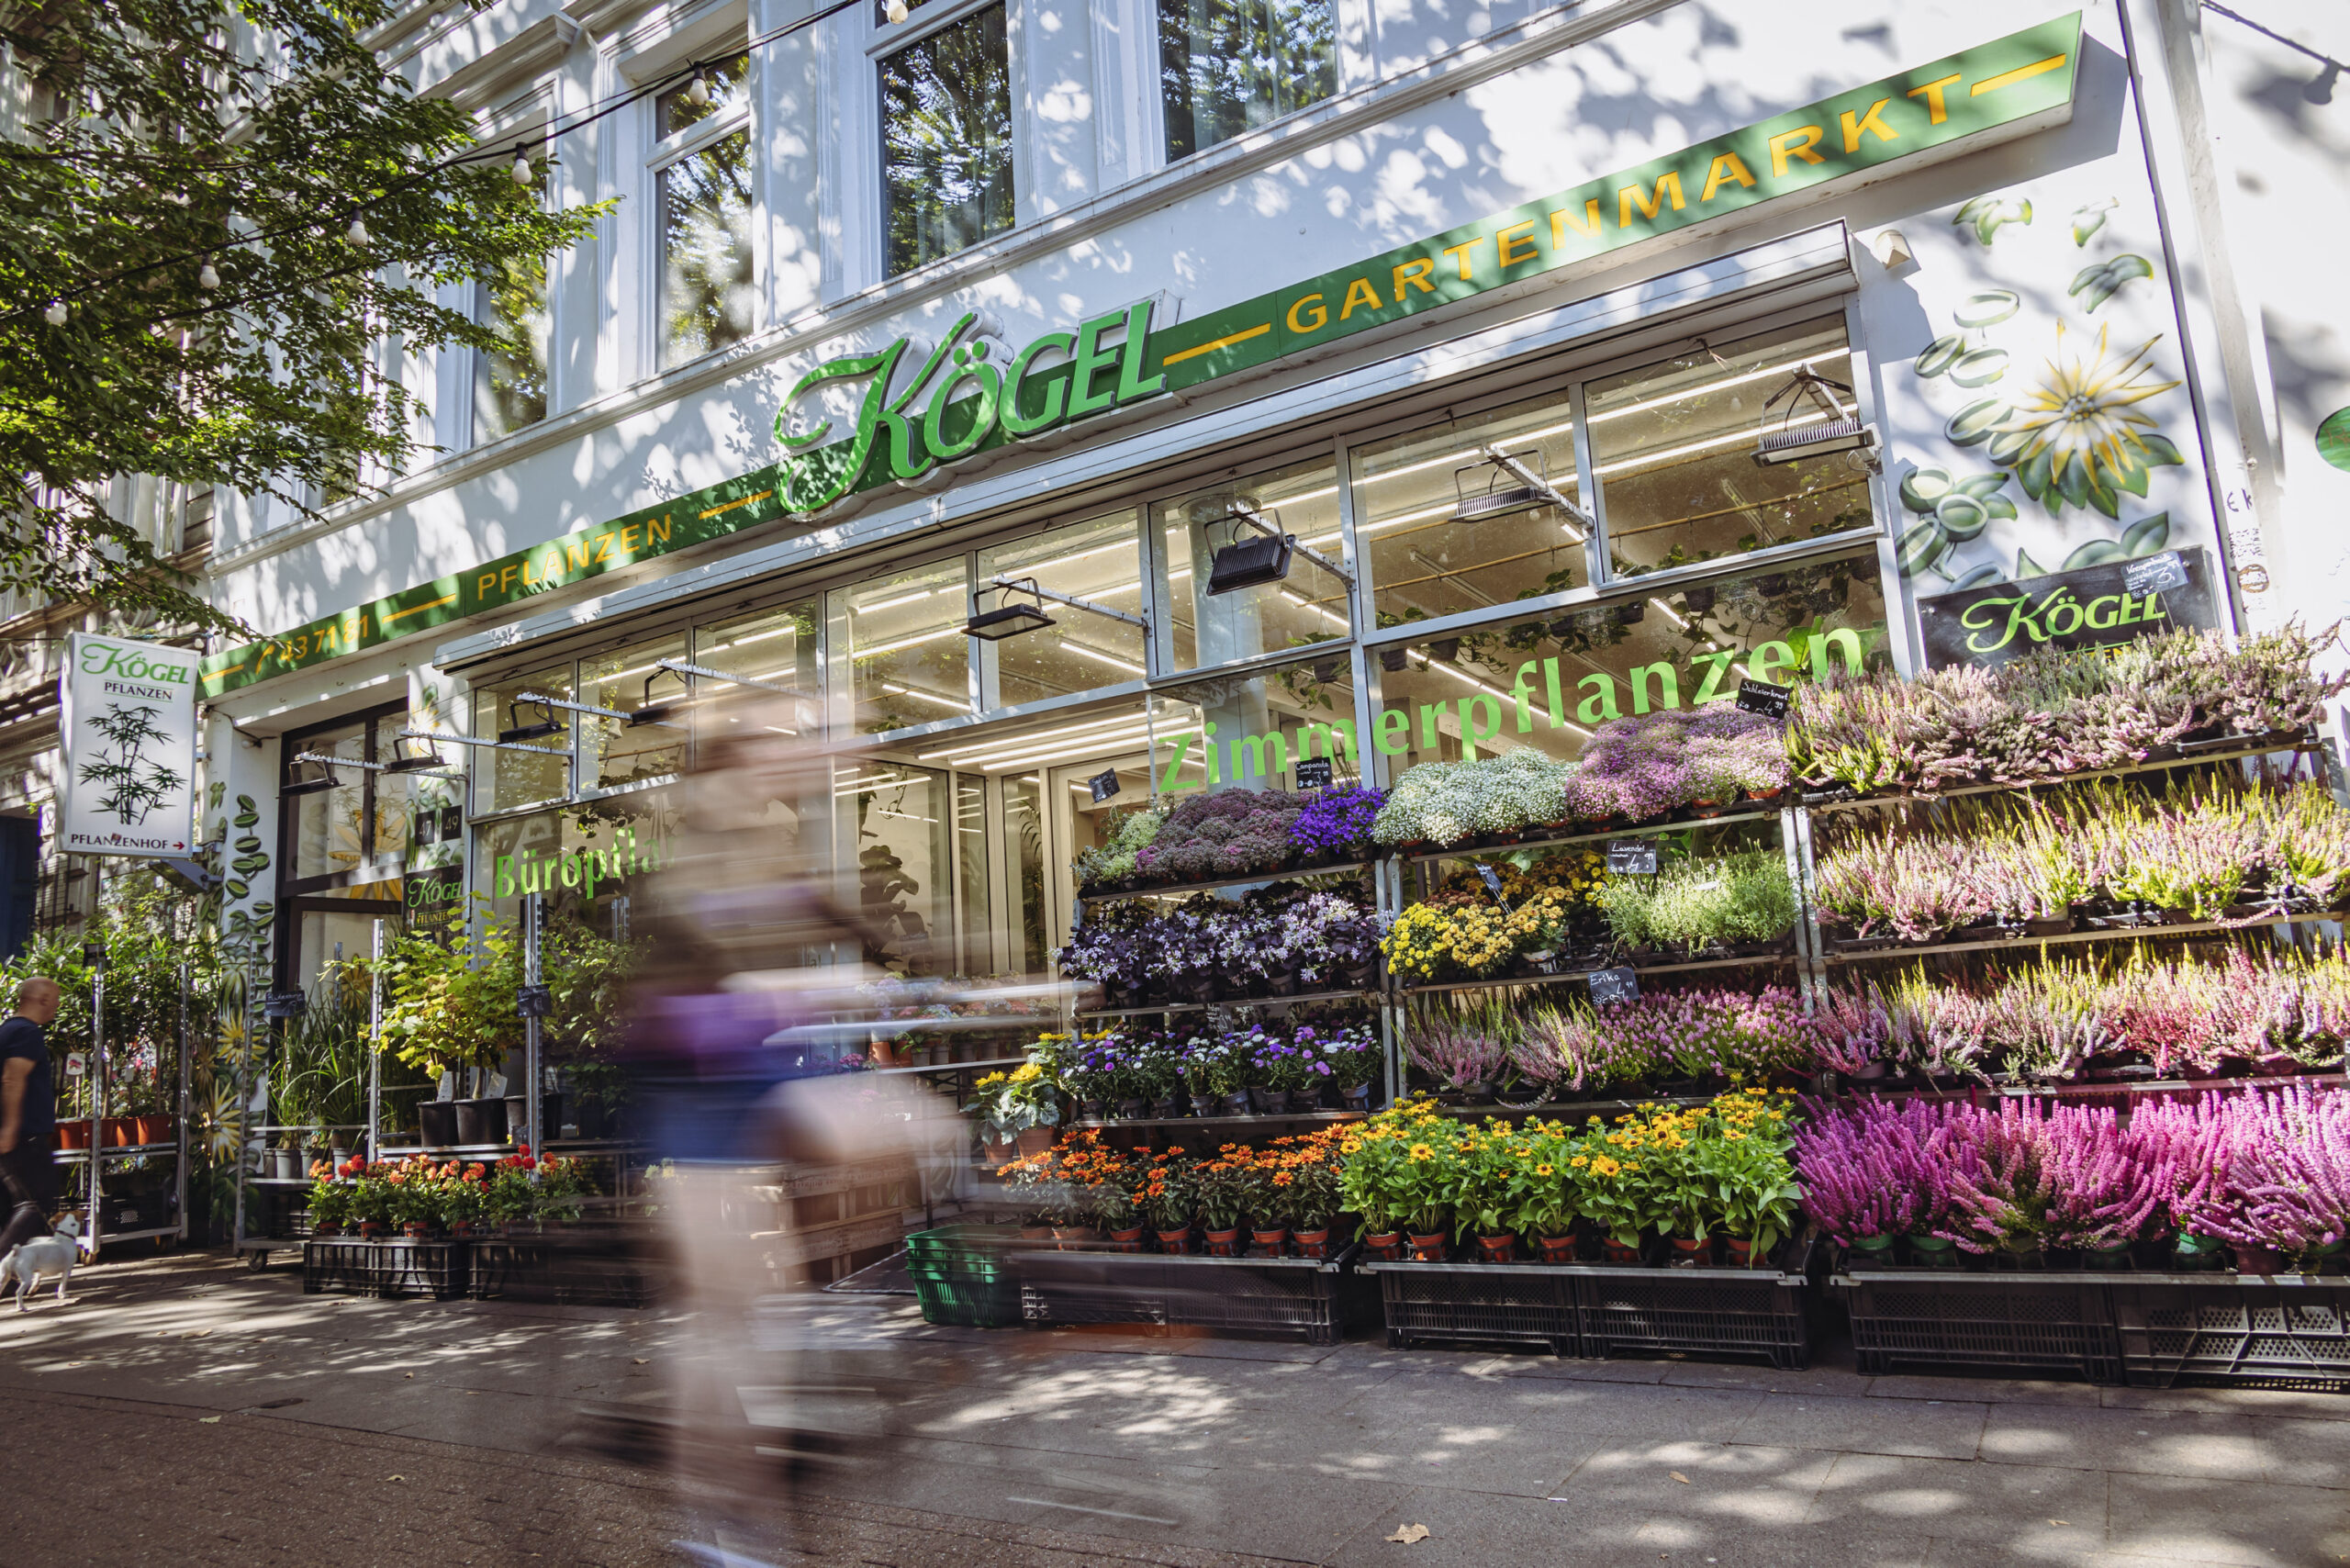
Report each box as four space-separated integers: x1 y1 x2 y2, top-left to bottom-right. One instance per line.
1160 324 1271 366
1971 53 2066 95
378 592 456 628
699 491 772 521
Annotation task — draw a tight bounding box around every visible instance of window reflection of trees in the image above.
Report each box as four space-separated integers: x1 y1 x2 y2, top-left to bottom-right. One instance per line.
659 130 755 367
881 6 1013 275
1158 0 1336 160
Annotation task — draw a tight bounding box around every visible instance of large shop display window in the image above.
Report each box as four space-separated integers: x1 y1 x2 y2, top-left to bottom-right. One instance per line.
1155 454 1350 670
973 510 1149 705
1589 317 1872 578
832 556 972 734
475 792 681 935
279 703 414 993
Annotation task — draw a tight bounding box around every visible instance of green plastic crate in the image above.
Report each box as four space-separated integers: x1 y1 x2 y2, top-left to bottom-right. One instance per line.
912 1271 1024 1327
904 1225 1025 1327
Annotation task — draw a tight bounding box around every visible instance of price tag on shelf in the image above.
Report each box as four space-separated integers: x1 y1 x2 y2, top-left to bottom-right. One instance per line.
63 1052 85 1079
1605 839 1658 875
1474 864 1511 910
1087 768 1121 803
1295 756 1334 790
2124 550 2188 595
1735 678 1794 720
1587 966 1639 1006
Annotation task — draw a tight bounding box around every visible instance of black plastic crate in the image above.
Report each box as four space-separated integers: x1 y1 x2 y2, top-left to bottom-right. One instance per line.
1575 1238 1816 1370
1834 1269 2121 1383
301 1238 383 1296
471 1235 659 1308
2110 1275 2350 1390
1362 1258 1578 1356
1013 1245 1373 1345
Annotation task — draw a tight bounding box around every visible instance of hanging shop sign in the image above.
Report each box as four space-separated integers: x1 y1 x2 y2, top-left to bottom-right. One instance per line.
1918 546 2219 668
59 633 199 856
198 14 2080 700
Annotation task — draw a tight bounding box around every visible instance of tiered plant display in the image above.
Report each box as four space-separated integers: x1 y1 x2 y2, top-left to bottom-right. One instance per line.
968 629 2350 1379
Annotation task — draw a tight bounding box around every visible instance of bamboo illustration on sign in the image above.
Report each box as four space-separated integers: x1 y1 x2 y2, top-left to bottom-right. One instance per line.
77 701 179 824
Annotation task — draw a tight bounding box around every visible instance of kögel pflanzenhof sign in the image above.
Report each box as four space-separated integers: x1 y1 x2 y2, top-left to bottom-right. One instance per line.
61 633 199 856
1918 546 2219 668
200 14 2081 698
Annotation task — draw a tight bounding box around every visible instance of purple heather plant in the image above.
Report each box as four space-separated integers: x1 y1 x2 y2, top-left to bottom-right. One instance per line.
1792 1097 1986 1245
1289 785 1385 859
1136 789 1304 879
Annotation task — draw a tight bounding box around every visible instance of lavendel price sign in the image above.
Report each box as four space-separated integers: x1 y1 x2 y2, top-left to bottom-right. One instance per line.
60 633 198 856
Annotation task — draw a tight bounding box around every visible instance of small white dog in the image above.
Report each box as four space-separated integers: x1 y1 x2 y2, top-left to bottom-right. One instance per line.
2 1215 81 1310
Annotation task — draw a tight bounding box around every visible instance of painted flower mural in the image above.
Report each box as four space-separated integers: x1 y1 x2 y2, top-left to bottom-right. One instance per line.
1990 321 2185 521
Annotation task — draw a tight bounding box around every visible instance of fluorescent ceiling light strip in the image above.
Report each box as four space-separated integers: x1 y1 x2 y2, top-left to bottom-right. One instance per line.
703 624 793 652
856 624 967 658
880 681 968 711
965 723 1158 769
1589 353 1839 426
859 588 936 612
1061 642 1147 675
1594 405 1834 478
919 707 1158 762
980 723 1199 773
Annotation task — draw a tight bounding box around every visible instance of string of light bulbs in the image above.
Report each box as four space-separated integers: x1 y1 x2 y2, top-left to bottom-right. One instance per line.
16 0 877 329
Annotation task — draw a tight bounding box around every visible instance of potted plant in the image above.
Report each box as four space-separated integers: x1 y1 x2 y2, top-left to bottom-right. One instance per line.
1275 1128 1347 1259
1139 1149 1199 1253
305 1162 354 1238
372 923 528 1148
1193 1150 1251 1256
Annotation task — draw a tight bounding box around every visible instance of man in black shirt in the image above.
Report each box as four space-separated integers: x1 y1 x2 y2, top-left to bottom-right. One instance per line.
0 977 63 1256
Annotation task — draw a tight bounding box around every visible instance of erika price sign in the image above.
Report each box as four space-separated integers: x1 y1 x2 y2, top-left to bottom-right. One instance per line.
1919 547 2218 669
60 633 198 857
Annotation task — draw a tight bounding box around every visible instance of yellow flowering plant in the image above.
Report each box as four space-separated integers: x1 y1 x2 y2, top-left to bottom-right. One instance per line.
1446 1118 1572 1240
966 1052 1062 1140
1337 1097 1460 1235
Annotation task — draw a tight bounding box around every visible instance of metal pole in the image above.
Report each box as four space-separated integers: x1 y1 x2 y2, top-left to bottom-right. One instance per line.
523 891 542 1159
84 856 103 1257
174 958 188 1246
368 919 385 1163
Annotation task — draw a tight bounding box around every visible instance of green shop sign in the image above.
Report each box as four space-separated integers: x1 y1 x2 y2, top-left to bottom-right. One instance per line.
201 14 2079 698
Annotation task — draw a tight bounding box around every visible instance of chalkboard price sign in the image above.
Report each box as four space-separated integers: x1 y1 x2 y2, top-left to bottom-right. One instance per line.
1606 839 1658 875
1587 966 1639 1006
1295 757 1334 790
2123 550 2188 595
1735 678 1794 719
1088 768 1122 803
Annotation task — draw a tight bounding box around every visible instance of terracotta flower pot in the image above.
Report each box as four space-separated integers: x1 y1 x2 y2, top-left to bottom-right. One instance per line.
1476 1234 1517 1264
1292 1226 1332 1260
401 1221 432 1239
1670 1236 1716 1266
1534 1234 1576 1264
1203 1226 1243 1258
1600 1238 1643 1264
1156 1226 1195 1255
1018 1224 1054 1241
1362 1230 1404 1261
1725 1237 1760 1269
1014 1127 1057 1156
133 1114 172 1147
1250 1226 1289 1256
1052 1225 1100 1250
358 1221 388 1239
100 1115 136 1148
1108 1225 1147 1246
1407 1231 1449 1262
54 1119 90 1151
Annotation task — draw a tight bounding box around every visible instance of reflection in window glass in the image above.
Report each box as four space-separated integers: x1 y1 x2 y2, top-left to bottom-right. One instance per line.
1587 317 1874 579
1157 454 1349 672
692 600 822 742
1147 655 1360 799
367 713 417 860
289 719 368 881
656 84 755 369
974 510 1147 706
655 52 750 139
838 762 954 975
1158 0 1336 161
474 794 677 930
475 252 549 442
834 558 970 734
1370 549 1891 784
1003 774 1048 973
1350 390 1587 633
473 666 573 815
956 775 990 976
881 6 1013 276
583 634 688 791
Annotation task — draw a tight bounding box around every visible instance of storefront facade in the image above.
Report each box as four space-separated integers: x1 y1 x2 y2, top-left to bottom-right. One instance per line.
185 0 2349 996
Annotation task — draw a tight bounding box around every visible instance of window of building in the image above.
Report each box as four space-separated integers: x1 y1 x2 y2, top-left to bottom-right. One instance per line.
837 761 958 974
472 664 574 815
474 252 550 443
1155 454 1350 672
1147 655 1361 799
830 557 972 734
1350 388 1588 633
581 633 688 792
277 700 414 995
693 599 822 740
880 5 1013 276
654 51 755 369
1158 0 1335 161
973 510 1149 707
1586 316 1872 579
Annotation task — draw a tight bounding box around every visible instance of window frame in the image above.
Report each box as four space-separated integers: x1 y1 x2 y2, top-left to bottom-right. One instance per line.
1151 0 1343 168
644 50 758 375
867 0 1029 277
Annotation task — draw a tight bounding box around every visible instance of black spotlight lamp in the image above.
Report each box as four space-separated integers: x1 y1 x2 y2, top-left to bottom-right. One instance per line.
498 699 565 745
965 577 1057 641
383 734 447 774
1755 368 1879 469
629 666 693 727
1449 447 1593 538
1204 504 1295 597
284 753 343 796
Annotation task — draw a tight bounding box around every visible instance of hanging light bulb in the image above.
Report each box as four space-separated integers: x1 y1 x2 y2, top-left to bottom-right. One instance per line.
686 70 710 106
346 217 370 246
197 257 220 291
884 0 909 21
511 146 534 185
44 301 68 327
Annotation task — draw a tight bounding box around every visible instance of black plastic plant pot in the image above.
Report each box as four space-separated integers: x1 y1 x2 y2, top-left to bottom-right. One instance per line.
453 1096 508 1147
1313 657 1344 683
1427 637 1460 663
1380 648 1408 672
504 1092 561 1146
419 1101 460 1149
1680 587 1717 614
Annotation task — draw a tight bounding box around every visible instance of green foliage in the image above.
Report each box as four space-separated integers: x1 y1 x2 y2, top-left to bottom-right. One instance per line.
370 908 637 1081
0 0 608 628
1595 849 1796 953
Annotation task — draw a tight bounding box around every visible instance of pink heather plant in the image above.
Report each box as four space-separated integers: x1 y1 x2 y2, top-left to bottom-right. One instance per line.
1792 1097 1985 1244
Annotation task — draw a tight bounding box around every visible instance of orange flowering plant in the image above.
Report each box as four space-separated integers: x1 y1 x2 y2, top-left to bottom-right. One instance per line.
1261 1127 1347 1231
995 1130 1138 1227
1136 1147 1198 1231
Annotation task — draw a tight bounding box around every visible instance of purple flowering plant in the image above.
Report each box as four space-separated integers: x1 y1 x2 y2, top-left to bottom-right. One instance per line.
1289 785 1385 860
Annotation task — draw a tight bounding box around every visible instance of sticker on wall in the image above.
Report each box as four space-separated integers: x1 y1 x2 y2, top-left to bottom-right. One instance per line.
1886 175 2210 603
2318 408 2350 473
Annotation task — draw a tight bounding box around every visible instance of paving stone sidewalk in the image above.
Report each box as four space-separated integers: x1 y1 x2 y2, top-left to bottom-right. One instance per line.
2 1249 2344 1567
